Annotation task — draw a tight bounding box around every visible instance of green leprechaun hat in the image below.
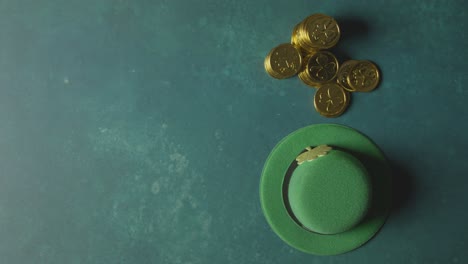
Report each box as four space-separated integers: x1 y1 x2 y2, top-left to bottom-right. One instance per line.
260 124 392 255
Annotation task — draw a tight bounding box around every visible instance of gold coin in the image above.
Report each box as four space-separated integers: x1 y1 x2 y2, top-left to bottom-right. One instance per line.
336 60 359 92
292 14 324 53
314 83 350 117
304 14 340 50
291 23 300 45
298 57 316 87
264 43 302 79
290 26 311 58
299 51 339 87
347 61 380 92
264 51 282 79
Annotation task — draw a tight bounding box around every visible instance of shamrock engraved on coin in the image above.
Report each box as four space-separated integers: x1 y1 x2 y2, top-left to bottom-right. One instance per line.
318 86 344 112
352 67 376 86
265 43 302 79
309 53 337 81
274 53 297 73
314 83 349 117
310 17 339 45
348 61 380 92
271 46 301 74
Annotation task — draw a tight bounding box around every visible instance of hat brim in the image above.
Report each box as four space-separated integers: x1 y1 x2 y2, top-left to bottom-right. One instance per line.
260 124 391 255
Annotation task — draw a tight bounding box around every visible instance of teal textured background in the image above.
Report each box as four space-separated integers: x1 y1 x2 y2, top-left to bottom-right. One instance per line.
0 0 466 263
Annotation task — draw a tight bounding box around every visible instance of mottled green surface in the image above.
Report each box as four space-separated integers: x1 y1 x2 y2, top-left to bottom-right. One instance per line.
0 0 466 263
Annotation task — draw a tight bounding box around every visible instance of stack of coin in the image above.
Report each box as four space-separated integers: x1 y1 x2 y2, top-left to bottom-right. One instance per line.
298 51 339 87
291 14 341 53
264 13 381 118
264 43 303 79
292 14 341 89
336 60 380 92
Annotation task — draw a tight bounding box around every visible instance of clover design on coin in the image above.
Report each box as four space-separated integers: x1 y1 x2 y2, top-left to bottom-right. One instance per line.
276 56 297 74
264 43 302 79
319 87 343 111
272 46 301 75
347 61 380 92
308 52 338 82
308 16 340 48
314 83 349 117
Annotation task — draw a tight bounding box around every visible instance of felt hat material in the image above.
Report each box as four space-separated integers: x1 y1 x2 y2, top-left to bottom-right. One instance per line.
260 124 391 255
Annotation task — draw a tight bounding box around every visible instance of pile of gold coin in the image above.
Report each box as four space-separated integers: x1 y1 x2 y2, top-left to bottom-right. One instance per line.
264 43 302 79
264 14 381 118
291 13 340 52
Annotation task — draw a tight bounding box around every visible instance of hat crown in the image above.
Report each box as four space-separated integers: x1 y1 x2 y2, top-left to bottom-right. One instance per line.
287 149 372 235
